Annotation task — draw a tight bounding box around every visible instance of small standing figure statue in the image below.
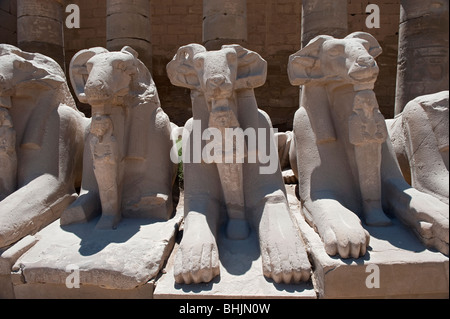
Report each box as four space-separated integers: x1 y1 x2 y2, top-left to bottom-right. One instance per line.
89 114 122 229
208 99 248 240
349 90 389 225
0 107 17 201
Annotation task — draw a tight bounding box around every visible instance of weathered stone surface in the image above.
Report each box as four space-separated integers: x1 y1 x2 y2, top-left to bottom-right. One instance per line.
0 235 38 274
16 0 63 21
166 44 311 285
287 186 449 299
16 16 63 46
16 0 65 68
106 13 151 42
395 0 449 115
0 235 38 299
13 281 155 299
0 44 86 249
288 32 449 259
387 91 449 205
61 46 177 230
154 187 315 299
153 230 316 299
301 0 348 48
203 0 247 50
12 211 182 294
106 0 152 69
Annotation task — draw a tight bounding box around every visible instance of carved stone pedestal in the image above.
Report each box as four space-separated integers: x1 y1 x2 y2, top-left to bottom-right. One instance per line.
7 212 182 299
287 185 449 299
154 229 316 299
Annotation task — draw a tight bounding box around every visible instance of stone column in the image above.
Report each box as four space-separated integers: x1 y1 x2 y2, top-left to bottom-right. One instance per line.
203 0 247 51
301 0 348 48
106 0 152 70
299 0 348 108
395 0 449 115
16 0 65 69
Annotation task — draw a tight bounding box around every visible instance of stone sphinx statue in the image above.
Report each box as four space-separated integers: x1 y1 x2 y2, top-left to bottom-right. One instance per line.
387 91 449 205
0 44 86 248
61 46 177 229
166 44 311 284
288 32 449 257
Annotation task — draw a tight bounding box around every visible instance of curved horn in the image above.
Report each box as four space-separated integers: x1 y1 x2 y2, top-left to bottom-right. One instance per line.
166 43 206 90
345 32 382 58
69 47 109 103
223 44 268 90
288 35 332 86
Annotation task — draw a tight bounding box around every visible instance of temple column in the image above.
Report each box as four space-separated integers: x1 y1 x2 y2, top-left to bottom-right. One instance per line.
301 0 348 48
106 0 152 70
16 0 65 69
299 0 348 108
203 0 247 51
395 0 449 115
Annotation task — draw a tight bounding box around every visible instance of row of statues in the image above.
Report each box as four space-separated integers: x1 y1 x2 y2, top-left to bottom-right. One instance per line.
0 31 448 286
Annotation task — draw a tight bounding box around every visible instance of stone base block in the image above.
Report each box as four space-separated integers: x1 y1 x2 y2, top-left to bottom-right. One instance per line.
11 212 182 299
153 227 317 299
285 185 449 299
12 281 154 299
0 275 14 299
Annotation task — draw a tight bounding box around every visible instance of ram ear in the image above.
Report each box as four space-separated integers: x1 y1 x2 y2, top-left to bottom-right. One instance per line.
166 44 206 90
288 35 332 86
346 32 382 58
223 45 267 90
69 47 109 103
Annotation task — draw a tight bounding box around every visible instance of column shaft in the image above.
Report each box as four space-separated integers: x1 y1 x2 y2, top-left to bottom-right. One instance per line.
395 0 449 115
301 0 348 48
203 0 247 50
17 0 65 69
106 0 152 70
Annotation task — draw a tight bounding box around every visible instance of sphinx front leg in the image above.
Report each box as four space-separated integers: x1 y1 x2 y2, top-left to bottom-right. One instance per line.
174 148 222 284
251 191 311 283
174 196 221 284
304 197 371 258
294 106 370 259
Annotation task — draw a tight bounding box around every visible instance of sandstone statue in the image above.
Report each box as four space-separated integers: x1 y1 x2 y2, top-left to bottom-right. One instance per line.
275 131 298 184
288 32 449 257
0 44 86 248
166 44 311 284
61 46 177 229
387 90 449 205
